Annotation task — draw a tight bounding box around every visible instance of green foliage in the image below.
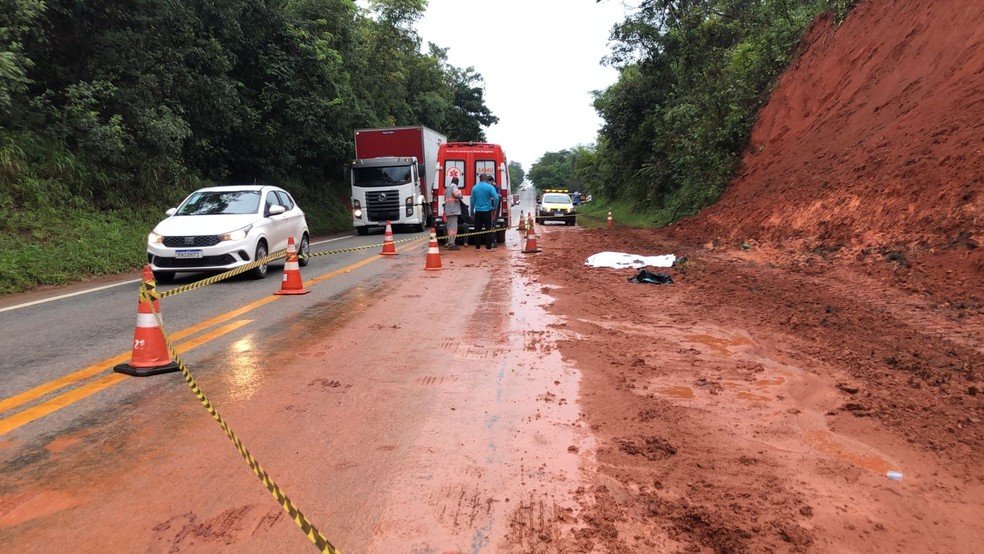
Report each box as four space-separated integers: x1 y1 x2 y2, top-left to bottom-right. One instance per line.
441 65 499 141
575 195 666 228
528 150 575 191
0 0 43 113
0 200 161 294
4 0 495 196
0 0 499 294
507 161 524 192
581 0 856 225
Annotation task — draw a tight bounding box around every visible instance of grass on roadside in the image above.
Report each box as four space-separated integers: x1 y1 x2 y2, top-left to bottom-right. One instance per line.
0 205 161 295
574 197 670 229
0 194 350 296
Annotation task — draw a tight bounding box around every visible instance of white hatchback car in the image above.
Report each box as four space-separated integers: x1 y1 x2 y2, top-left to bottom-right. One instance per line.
147 185 310 282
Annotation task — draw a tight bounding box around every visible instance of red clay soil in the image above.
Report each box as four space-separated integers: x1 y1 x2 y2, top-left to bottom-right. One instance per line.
522 1 983 552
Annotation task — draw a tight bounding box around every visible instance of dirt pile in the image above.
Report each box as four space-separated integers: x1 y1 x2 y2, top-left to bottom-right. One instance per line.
672 0 984 277
527 223 983 553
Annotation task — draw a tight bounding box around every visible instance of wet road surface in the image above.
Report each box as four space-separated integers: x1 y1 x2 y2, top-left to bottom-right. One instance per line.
0 225 586 552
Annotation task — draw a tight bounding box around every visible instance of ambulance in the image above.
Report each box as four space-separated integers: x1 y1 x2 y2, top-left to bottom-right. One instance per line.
432 142 512 246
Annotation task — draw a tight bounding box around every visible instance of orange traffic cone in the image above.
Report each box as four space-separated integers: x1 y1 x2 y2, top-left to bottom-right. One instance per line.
424 228 442 271
114 266 180 376
607 210 613 228
521 225 541 254
518 211 526 232
381 221 397 255
274 236 311 295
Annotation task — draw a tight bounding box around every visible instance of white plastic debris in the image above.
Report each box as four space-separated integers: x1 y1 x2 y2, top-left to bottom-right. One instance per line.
886 471 903 481
584 251 676 269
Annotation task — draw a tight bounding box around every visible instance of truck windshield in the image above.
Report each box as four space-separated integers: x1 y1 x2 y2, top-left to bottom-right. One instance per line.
353 166 412 187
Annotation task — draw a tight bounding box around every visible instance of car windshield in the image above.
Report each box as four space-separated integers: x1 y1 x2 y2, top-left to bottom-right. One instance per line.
176 191 261 215
543 194 571 204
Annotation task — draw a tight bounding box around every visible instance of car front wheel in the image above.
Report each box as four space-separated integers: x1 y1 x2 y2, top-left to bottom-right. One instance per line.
297 234 310 267
247 241 269 279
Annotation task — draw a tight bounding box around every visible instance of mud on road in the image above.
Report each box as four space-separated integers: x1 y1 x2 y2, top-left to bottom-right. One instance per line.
526 223 983 553
1 222 981 554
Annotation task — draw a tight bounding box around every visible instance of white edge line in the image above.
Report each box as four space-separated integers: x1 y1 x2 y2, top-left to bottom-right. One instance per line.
312 235 354 245
0 279 143 314
0 234 355 314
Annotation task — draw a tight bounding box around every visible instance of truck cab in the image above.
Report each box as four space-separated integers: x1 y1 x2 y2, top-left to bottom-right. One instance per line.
351 156 425 233
433 142 511 245
350 126 445 235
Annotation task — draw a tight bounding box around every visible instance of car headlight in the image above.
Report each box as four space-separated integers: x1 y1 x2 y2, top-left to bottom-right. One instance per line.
148 231 164 245
220 224 252 242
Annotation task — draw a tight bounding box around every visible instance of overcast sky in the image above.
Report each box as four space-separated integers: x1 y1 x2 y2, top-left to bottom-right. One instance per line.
415 0 633 171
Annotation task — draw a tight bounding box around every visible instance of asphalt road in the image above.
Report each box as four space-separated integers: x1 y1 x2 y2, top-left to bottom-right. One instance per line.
0 194 555 552
0 229 426 425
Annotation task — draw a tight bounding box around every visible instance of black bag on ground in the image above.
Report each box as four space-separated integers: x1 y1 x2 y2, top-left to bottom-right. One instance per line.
628 269 673 285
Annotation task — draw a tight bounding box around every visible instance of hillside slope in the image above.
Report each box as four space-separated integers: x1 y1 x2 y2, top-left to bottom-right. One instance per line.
674 0 983 269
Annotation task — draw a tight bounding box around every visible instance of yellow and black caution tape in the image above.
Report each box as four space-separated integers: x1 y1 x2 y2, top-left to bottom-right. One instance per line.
159 233 429 299
158 248 288 298
140 280 341 554
158 222 522 299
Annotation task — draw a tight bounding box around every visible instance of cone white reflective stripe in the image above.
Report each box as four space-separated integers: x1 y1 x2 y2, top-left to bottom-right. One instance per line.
136 313 158 327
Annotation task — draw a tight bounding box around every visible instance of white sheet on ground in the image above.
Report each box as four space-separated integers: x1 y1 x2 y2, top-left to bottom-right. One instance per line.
584 251 676 269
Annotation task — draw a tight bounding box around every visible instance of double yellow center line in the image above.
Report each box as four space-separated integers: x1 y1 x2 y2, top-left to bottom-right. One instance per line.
0 254 386 436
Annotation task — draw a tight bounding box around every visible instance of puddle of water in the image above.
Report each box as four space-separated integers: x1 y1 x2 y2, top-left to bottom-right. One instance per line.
656 386 695 400
225 335 263 401
803 430 894 474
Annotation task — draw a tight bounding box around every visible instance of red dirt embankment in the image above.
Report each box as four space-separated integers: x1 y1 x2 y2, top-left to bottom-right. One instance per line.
674 0 984 288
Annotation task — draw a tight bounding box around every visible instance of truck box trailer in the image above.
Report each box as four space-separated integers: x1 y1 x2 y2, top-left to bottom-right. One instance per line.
350 126 446 234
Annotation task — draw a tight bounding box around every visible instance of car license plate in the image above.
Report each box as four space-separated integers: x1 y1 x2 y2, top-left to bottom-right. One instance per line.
175 249 203 259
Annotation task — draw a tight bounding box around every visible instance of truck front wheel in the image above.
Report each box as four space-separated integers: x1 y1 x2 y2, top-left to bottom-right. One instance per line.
356 227 369 236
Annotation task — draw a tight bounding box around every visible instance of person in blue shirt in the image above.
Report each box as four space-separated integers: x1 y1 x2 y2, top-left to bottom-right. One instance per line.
470 174 500 250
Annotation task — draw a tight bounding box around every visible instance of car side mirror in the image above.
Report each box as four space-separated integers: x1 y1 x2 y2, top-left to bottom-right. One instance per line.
267 205 286 216
165 207 177 216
